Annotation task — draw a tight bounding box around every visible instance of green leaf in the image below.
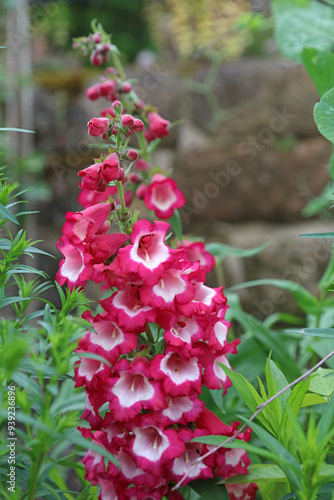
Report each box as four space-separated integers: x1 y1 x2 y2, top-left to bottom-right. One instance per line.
0 203 18 224
265 358 282 423
314 87 334 143
206 241 270 262
193 433 301 487
227 279 320 315
268 360 291 411
189 478 230 500
300 232 334 239
286 328 334 339
0 127 35 133
301 48 334 97
317 395 334 444
7 264 48 277
223 464 287 484
240 417 302 491
280 380 310 447
66 431 119 467
273 0 334 63
218 364 273 432
168 209 183 242
302 393 328 407
309 368 334 396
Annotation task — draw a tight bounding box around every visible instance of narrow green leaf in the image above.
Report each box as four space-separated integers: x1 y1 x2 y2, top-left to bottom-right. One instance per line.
286 328 334 339
317 395 334 444
265 358 282 423
168 209 183 242
219 364 272 431
0 203 18 224
227 279 320 315
67 431 119 467
206 241 270 261
0 127 35 133
240 417 302 491
268 360 291 411
189 478 230 500
192 435 301 478
302 393 328 407
280 380 310 447
223 464 287 484
300 233 334 239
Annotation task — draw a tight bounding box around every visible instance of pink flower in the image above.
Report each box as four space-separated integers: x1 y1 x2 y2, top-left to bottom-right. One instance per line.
87 117 110 137
127 414 185 476
79 311 137 364
150 349 202 397
132 118 145 132
121 114 135 128
56 236 93 290
108 358 166 421
62 203 112 245
178 240 215 273
116 220 180 285
78 185 118 208
78 163 108 192
100 153 125 183
86 84 101 100
99 79 117 97
134 159 150 170
100 107 116 118
146 111 170 140
143 174 186 219
100 283 156 331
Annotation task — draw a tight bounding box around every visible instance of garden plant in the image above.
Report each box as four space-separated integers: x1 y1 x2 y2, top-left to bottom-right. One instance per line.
1 1 334 499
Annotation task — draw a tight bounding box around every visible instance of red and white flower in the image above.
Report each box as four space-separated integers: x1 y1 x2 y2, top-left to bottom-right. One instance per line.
143 174 186 219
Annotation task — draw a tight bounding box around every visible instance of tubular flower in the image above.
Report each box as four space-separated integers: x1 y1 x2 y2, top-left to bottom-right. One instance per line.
58 33 257 499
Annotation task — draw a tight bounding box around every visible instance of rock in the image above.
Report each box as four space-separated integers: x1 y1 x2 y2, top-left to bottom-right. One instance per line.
174 137 331 229
207 220 334 319
191 58 320 145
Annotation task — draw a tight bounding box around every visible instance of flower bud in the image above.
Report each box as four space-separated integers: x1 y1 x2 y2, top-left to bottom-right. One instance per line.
126 149 138 161
87 117 110 137
132 118 145 132
85 85 101 101
121 114 135 128
134 159 150 171
90 50 103 66
121 81 132 93
112 100 122 113
92 32 102 44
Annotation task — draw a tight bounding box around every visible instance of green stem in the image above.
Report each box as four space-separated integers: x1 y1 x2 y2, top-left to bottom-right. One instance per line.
137 132 150 162
28 450 45 500
116 181 126 214
111 51 126 81
146 323 155 345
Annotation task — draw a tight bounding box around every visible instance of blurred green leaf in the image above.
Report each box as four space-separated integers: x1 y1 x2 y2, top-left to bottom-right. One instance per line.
206 241 270 262
286 328 334 339
301 48 334 97
0 203 18 224
309 368 334 397
228 279 320 315
273 0 334 63
314 87 334 143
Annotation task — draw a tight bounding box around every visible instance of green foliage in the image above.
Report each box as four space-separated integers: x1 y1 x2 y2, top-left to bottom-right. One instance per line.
0 177 102 499
272 0 334 63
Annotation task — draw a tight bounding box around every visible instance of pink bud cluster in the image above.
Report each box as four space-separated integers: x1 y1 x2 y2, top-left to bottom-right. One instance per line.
56 30 258 500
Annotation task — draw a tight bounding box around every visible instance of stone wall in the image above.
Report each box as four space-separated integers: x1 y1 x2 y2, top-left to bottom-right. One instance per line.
34 57 333 316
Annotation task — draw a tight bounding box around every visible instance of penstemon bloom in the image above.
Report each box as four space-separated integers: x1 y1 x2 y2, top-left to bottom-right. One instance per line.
57 23 257 500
